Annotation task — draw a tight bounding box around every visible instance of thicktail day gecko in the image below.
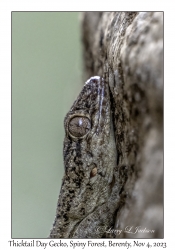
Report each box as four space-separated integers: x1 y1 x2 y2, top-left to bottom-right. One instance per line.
49 77 120 238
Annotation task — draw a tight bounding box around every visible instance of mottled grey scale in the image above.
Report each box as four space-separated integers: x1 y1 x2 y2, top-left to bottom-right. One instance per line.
49 76 117 238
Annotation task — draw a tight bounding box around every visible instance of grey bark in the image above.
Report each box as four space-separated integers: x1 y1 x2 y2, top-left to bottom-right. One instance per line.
81 12 163 238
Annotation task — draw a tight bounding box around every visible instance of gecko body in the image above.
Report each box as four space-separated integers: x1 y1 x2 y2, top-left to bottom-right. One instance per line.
49 76 118 238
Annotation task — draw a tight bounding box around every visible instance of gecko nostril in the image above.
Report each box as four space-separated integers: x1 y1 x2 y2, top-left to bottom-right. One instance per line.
90 167 97 178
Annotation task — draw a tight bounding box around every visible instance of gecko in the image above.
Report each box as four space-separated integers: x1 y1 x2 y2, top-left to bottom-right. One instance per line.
49 76 120 238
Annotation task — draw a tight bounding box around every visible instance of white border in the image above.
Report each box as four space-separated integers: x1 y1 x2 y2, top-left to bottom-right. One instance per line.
1 0 175 249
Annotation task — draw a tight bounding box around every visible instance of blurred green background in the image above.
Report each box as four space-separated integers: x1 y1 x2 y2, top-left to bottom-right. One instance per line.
12 12 82 238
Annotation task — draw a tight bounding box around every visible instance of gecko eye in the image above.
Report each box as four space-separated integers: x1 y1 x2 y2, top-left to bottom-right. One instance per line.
68 116 91 138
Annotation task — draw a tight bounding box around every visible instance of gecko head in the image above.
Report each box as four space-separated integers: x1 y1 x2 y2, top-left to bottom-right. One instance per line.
64 76 110 139
60 76 116 227
50 77 117 238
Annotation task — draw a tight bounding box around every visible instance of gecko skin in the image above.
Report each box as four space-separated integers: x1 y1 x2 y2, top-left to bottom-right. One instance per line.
49 76 119 238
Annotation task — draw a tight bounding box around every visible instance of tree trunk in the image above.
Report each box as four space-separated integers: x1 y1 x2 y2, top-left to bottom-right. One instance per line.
81 11 163 238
